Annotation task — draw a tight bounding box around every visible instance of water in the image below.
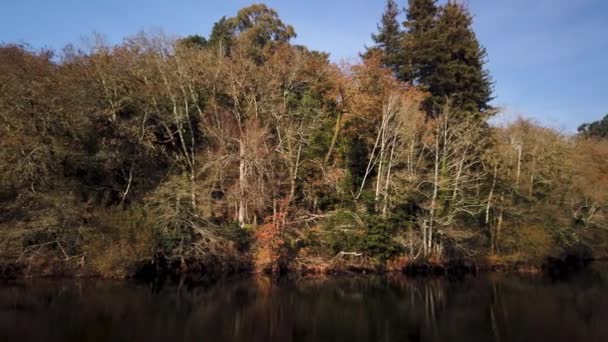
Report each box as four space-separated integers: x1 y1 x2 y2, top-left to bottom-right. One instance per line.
1 265 608 342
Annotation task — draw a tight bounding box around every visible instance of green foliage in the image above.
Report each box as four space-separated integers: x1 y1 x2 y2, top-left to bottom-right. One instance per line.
365 0 403 74
361 216 403 261
426 3 493 113
145 175 199 256
400 0 493 114
232 4 296 43
322 212 402 262
578 114 608 138
400 0 439 83
177 35 208 49
217 222 253 252
346 137 371 190
322 211 365 255
208 4 296 57
208 17 234 50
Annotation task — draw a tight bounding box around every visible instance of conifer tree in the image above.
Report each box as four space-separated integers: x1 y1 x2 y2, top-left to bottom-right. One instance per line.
429 2 493 113
364 0 403 75
578 114 608 138
400 0 439 84
401 0 493 115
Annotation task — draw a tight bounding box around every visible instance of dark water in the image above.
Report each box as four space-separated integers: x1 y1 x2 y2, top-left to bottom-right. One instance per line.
1 265 608 342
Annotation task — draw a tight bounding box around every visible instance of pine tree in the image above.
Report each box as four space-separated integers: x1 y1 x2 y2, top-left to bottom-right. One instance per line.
364 0 403 75
405 0 438 32
400 0 439 84
429 2 493 113
401 0 493 115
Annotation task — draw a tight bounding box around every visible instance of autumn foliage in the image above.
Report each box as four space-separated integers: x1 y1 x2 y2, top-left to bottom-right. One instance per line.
0 4 607 279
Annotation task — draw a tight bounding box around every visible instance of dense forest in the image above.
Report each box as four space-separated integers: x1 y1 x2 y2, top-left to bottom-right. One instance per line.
1 1 608 278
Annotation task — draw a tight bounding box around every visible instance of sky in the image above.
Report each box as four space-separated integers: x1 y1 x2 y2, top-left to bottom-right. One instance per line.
1 0 607 131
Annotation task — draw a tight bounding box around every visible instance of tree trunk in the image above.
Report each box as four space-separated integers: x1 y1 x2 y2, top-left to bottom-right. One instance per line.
428 126 441 257
238 140 246 227
324 111 343 166
486 164 498 254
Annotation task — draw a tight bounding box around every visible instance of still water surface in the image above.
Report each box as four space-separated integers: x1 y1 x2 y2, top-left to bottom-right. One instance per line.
1 265 608 342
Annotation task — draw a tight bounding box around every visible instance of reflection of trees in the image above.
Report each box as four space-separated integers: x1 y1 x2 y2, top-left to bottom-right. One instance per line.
1 272 608 341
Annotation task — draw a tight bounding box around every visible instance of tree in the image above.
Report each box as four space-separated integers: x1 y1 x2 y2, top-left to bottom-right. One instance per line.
429 2 493 113
207 4 296 59
400 0 439 84
364 0 403 75
569 138 608 247
208 17 234 51
401 0 493 114
231 4 296 44
486 119 572 258
417 103 488 258
177 34 208 50
578 114 608 138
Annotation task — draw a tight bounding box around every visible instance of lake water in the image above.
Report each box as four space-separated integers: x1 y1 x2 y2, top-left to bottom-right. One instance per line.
1 264 607 342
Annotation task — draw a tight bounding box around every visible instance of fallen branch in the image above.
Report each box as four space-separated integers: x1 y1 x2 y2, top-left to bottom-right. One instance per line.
330 251 364 264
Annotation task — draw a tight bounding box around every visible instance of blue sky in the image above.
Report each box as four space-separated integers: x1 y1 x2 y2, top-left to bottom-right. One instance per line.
1 0 607 131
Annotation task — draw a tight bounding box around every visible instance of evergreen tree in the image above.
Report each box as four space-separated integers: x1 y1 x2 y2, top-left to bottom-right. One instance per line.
401 0 493 115
400 0 439 84
429 2 493 113
578 114 608 138
364 0 403 75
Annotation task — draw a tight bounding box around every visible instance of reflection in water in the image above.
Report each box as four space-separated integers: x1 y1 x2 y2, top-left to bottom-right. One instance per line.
1 265 608 342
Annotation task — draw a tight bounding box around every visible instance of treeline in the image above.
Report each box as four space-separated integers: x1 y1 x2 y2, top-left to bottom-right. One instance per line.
1 3 607 277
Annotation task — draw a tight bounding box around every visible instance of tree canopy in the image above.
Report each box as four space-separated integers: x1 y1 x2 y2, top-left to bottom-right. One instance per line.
0 4 605 279
578 114 608 138
364 0 403 75
367 0 493 115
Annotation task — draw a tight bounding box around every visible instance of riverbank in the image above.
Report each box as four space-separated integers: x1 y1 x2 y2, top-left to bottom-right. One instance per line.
0 252 598 282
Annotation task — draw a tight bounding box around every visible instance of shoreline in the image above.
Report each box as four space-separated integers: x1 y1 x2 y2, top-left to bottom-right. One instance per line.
0 254 598 282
